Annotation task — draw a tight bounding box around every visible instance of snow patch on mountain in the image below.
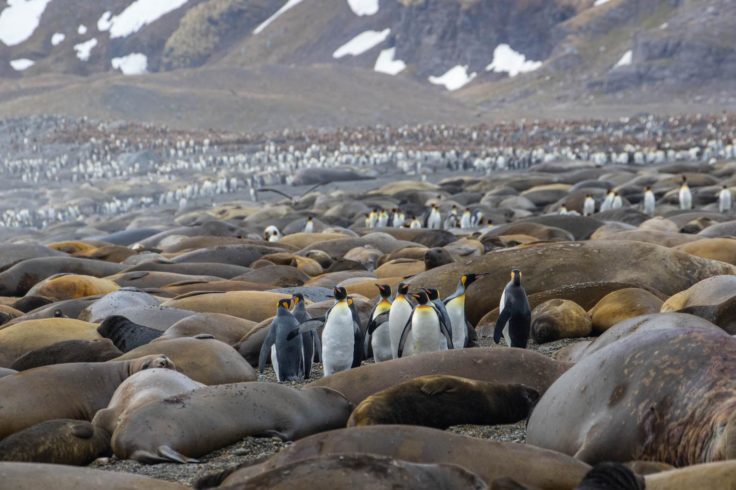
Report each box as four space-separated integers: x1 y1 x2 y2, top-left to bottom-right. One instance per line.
347 0 379 16
429 65 476 91
10 58 35 71
615 50 632 67
374 47 405 75
333 29 390 59
74 38 98 61
51 32 65 46
0 0 53 47
106 0 189 39
97 11 112 31
111 53 148 75
254 0 304 35
486 44 542 77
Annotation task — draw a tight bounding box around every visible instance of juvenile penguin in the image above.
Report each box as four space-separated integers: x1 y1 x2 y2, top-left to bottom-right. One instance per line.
583 194 595 217
719 185 732 213
291 293 319 376
679 176 692 210
397 291 453 357
388 283 414 359
322 287 363 376
443 274 484 349
259 299 304 382
643 186 656 216
366 285 393 362
494 269 531 348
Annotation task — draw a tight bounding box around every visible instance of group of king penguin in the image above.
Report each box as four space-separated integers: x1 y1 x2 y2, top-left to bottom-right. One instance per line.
259 269 532 381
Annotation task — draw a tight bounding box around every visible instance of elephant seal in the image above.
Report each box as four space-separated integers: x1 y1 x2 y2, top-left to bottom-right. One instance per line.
0 243 64 273
424 247 455 270
409 241 735 325
527 327 736 465
531 299 592 343
92 368 204 435
574 462 645 490
0 257 124 296
309 348 568 406
0 355 173 439
0 318 102 368
160 313 258 344
170 244 281 267
646 461 736 490
25 274 119 301
10 339 122 371
661 275 736 312
0 462 186 489
112 384 351 463
213 426 590 489
115 337 257 385
347 375 539 429
161 291 291 322
97 316 163 352
78 289 161 323
9 295 52 313
107 271 223 289
0 419 110 466
588 288 664 334
212 454 487 490
674 238 736 265
123 260 251 279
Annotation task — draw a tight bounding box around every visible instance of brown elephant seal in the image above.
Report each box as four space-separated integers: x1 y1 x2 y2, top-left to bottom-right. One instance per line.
0 318 102 368
0 419 110 466
646 461 736 490
309 348 568 406
347 375 539 429
213 454 488 490
588 288 664 334
160 313 258 344
0 355 174 439
25 274 119 301
424 247 455 270
527 327 736 465
674 238 736 265
0 257 124 296
107 271 223 289
10 339 122 371
0 462 186 489
123 260 251 279
574 462 645 490
661 275 736 312
410 241 734 325
213 426 590 489
375 259 424 278
531 299 592 343
115 337 257 385
161 291 290 322
92 368 204 435
112 384 351 463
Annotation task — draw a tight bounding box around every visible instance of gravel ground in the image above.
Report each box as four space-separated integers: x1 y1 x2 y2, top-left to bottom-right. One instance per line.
92 336 589 487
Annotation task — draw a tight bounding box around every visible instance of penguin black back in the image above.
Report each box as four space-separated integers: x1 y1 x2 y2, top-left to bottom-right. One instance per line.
494 269 531 348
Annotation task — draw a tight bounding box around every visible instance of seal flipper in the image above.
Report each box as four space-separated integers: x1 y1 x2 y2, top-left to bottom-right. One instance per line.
261 429 290 441
420 377 459 396
157 445 200 464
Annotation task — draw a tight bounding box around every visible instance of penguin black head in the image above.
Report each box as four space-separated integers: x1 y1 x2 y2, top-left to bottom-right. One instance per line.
412 291 430 305
461 273 485 287
425 288 440 301
291 293 304 306
306 216 313 222
375 284 391 298
333 286 348 301
681 175 688 183
277 298 291 310
586 194 592 198
724 185 729 190
511 269 522 286
645 186 651 191
397 283 409 295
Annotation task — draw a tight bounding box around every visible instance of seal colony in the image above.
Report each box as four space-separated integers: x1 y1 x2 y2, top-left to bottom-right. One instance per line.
1 116 736 488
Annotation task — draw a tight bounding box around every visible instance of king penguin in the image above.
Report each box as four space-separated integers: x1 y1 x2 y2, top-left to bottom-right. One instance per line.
290 293 320 378
366 284 393 362
679 176 692 210
397 290 453 357
388 282 414 358
443 273 484 349
427 204 442 229
494 269 531 349
321 286 363 376
303 216 314 233
719 185 732 213
643 186 656 216
583 194 595 216
258 299 304 382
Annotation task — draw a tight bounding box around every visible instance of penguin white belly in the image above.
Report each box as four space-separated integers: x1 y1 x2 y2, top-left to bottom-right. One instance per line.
410 311 440 355
499 290 511 347
371 322 393 362
446 297 466 348
388 300 413 358
270 345 281 381
679 189 692 210
322 307 354 376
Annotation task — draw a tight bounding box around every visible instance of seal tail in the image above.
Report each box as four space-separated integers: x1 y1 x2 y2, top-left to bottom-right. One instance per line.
130 446 199 464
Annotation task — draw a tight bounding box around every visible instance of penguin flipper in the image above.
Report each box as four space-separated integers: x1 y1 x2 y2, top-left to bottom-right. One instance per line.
352 322 364 368
439 315 454 350
368 312 389 335
313 333 322 362
287 317 325 341
465 320 479 348
397 312 414 358
258 326 276 373
494 308 511 344
157 445 200 464
363 330 373 360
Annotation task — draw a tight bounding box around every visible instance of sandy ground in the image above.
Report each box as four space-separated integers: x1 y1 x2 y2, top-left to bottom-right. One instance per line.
91 336 587 487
